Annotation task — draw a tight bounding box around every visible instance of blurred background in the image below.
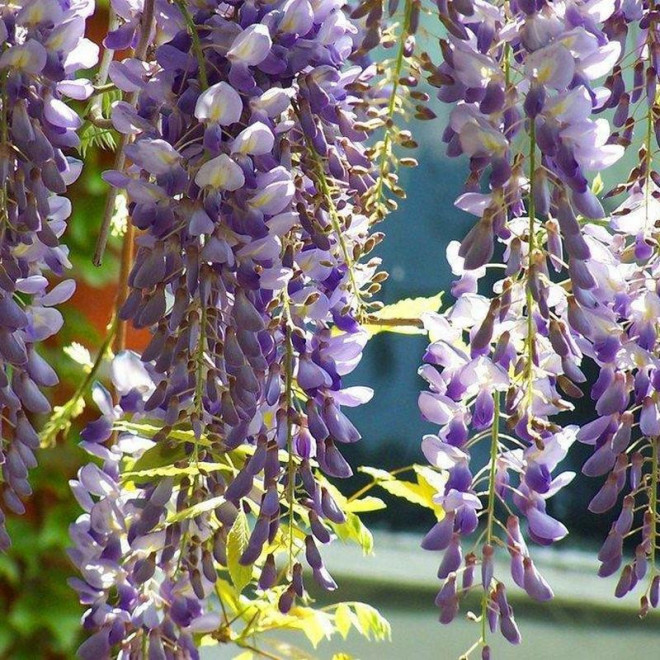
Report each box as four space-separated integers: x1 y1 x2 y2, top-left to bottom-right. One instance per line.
1 7 658 660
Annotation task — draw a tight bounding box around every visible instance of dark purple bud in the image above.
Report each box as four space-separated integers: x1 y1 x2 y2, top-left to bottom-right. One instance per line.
260 486 280 518
588 473 620 514
524 85 545 118
422 511 456 550
321 487 345 524
292 562 304 597
482 544 494 590
437 534 462 579
313 566 338 591
225 468 254 502
305 535 323 569
650 575 660 608
259 553 278 590
240 515 270 565
310 511 331 544
523 557 553 601
614 564 633 598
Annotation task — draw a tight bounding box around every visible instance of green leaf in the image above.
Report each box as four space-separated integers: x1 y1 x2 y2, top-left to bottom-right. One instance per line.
332 512 374 555
345 496 386 513
357 466 394 481
334 604 353 640
129 440 187 475
78 122 117 157
353 603 391 641
166 495 226 524
364 292 443 336
591 172 604 196
226 511 253 593
377 476 441 514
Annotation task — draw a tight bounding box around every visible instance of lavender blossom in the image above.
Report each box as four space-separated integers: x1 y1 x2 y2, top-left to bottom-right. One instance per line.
0 0 97 549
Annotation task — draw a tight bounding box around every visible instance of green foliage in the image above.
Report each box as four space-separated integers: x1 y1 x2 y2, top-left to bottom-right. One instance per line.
113 420 399 658
0 445 87 658
227 511 253 593
78 121 117 157
363 292 443 336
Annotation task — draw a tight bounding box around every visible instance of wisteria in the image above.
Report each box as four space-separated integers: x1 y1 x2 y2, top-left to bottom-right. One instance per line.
418 0 660 655
1 0 660 657
0 0 97 550
67 0 393 655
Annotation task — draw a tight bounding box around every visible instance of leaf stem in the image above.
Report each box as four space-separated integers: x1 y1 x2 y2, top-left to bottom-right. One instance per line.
172 0 209 90
40 317 118 447
525 120 537 409
480 392 500 648
370 0 413 219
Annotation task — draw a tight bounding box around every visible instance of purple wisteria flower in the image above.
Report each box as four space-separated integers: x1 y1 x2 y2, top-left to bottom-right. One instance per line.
0 0 97 549
71 0 383 654
419 0 633 651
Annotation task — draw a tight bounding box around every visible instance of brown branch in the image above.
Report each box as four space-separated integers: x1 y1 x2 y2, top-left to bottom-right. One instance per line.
113 222 135 353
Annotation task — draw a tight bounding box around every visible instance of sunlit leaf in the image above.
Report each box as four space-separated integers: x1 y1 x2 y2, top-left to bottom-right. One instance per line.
376 474 442 516
166 495 226 524
353 603 391 641
357 466 394 481
332 511 374 555
363 292 443 336
227 511 253 593
345 496 387 513
334 603 353 639
290 607 335 648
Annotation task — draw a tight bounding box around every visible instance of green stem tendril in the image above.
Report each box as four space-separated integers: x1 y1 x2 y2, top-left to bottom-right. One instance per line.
40 317 118 448
172 0 209 90
525 120 537 411
370 0 413 220
480 392 500 650
282 298 296 574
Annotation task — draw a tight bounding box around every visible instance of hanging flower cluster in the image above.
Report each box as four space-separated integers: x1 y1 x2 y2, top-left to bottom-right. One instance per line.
69 0 387 655
0 0 97 550
575 0 660 615
416 0 660 654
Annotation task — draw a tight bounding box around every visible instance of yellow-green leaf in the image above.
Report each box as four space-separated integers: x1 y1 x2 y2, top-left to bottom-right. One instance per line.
293 607 335 648
353 603 391 641
377 478 440 514
166 495 226 524
129 440 187 474
334 603 353 640
357 466 394 481
345 496 386 513
227 511 252 593
332 512 374 555
364 293 443 336
591 172 604 196
124 462 230 482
